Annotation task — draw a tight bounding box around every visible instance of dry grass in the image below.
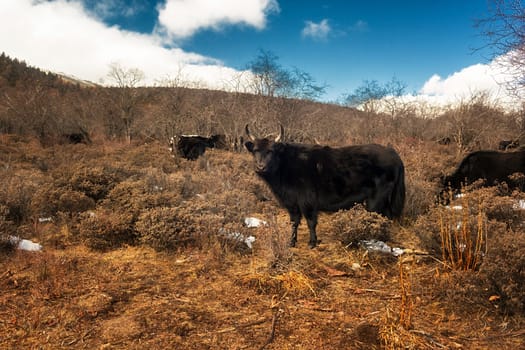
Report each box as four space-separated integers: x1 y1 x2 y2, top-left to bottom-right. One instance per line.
1 137 525 349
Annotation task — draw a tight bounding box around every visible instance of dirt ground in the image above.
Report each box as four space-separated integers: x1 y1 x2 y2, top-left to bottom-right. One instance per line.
1 215 524 350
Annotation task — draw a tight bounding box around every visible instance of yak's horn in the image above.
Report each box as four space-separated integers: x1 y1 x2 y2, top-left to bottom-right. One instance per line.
275 124 284 142
245 124 255 141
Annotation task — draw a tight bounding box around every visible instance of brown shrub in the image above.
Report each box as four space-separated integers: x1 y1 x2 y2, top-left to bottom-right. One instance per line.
101 179 181 221
31 185 95 218
481 230 525 315
403 176 436 220
76 210 135 251
0 170 44 224
329 205 392 247
57 190 96 214
434 227 525 317
414 202 488 263
135 205 221 251
0 205 16 254
68 165 120 201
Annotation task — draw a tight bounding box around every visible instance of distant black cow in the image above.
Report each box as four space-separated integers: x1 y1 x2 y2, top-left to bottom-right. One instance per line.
62 130 91 144
441 150 525 197
437 136 451 145
244 125 405 248
169 134 226 160
498 139 519 151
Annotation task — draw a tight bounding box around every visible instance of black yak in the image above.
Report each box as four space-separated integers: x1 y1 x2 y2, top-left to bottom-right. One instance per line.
441 150 525 199
498 139 519 151
169 134 226 160
244 125 405 248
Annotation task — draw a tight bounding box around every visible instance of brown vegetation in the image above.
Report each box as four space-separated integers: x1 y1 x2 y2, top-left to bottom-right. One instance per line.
1 54 525 349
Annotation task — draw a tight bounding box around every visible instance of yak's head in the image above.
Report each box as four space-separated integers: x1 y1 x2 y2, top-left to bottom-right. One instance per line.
244 124 284 175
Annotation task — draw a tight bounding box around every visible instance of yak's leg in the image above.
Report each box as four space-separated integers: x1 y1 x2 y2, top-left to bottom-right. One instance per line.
288 207 301 247
366 183 394 219
303 208 319 248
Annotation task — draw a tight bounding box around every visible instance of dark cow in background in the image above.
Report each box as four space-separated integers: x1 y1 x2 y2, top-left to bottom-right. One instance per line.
169 134 226 160
61 128 91 145
437 136 451 145
498 139 520 151
441 150 525 199
244 125 405 248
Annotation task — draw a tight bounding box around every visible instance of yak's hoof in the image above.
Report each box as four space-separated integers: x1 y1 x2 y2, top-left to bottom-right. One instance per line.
308 239 321 249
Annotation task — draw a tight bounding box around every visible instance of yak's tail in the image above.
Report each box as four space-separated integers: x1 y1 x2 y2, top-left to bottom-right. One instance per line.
391 163 406 219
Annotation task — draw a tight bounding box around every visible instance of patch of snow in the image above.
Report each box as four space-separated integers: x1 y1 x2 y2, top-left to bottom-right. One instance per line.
9 236 43 251
445 205 463 210
360 239 404 256
244 217 267 228
225 231 256 249
513 199 525 210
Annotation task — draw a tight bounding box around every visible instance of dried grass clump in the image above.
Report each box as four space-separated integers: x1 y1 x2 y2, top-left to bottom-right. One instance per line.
135 207 197 251
481 230 525 315
68 165 120 202
101 179 181 220
135 205 221 251
414 201 487 270
0 205 16 254
477 189 525 229
330 205 391 247
0 170 43 224
419 187 525 268
428 198 525 315
403 176 436 220
240 270 316 297
31 185 95 218
218 223 256 255
255 223 293 270
76 210 135 251
56 190 96 214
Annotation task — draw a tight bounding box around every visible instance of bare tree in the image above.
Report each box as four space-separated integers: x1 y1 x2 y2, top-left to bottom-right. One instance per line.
343 77 408 117
246 49 326 100
104 62 147 143
477 0 525 99
247 50 291 97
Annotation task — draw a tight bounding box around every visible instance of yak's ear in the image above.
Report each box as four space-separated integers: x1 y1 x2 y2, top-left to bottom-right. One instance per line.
244 141 254 153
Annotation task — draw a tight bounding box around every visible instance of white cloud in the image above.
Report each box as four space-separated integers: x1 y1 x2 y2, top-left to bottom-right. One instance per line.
157 0 280 39
418 55 520 108
0 0 255 90
302 19 331 41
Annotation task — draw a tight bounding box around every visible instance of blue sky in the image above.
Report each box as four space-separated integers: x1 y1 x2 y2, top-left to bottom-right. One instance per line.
0 0 513 104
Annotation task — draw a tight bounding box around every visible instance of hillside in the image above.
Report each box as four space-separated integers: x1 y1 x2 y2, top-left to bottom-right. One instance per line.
0 55 525 349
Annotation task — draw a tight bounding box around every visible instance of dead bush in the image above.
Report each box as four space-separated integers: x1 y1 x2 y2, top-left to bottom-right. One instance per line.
481 230 525 315
0 205 16 254
57 190 95 214
0 171 43 224
414 202 488 266
32 185 95 218
434 227 525 317
414 186 525 260
101 179 180 221
76 210 135 251
68 165 120 202
135 205 222 251
218 223 256 255
330 205 392 247
403 176 436 220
